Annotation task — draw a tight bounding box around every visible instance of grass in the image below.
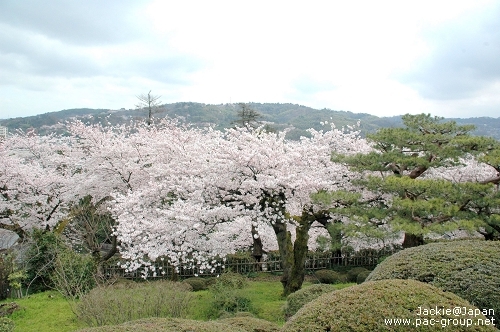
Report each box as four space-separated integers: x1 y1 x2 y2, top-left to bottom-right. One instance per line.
3 291 86 332
185 276 290 324
0 277 354 331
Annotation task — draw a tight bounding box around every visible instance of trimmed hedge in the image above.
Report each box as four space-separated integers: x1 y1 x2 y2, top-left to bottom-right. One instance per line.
356 270 371 284
218 316 281 331
283 279 497 332
314 269 346 284
366 240 500 325
347 267 369 282
77 316 280 332
283 284 336 319
76 317 245 332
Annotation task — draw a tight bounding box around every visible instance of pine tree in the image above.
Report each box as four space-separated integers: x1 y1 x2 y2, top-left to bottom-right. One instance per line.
331 114 500 247
231 103 262 130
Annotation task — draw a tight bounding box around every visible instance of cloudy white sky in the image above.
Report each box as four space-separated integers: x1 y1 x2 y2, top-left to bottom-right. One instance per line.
1 0 499 119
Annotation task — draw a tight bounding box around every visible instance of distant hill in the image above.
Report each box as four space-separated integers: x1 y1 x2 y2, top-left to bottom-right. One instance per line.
1 103 498 140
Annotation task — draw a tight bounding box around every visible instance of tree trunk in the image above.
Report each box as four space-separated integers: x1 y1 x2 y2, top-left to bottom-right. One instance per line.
402 233 424 248
320 220 343 263
251 223 264 270
272 216 311 297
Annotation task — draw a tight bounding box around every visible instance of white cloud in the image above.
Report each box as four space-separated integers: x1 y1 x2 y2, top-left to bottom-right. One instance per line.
0 0 499 119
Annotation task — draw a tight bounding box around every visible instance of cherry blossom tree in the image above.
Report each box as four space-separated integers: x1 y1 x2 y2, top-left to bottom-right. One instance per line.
0 130 76 238
1 117 371 295
110 121 369 294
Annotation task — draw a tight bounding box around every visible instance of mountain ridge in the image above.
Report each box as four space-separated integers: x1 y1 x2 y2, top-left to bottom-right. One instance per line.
1 102 499 140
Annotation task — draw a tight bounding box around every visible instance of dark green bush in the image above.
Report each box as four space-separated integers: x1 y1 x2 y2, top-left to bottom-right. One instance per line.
77 280 193 327
367 240 500 326
283 284 336 319
0 254 13 300
25 229 68 293
283 279 497 332
204 277 217 287
347 267 368 282
51 249 96 298
183 277 207 291
356 270 371 284
314 269 345 284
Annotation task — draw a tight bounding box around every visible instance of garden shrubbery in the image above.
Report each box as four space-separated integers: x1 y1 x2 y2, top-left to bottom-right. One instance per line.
76 316 281 332
314 269 346 284
0 317 14 332
206 272 253 318
283 279 497 332
76 280 194 327
346 267 368 282
76 317 243 332
216 272 247 289
367 240 500 325
0 254 13 300
182 277 208 291
283 284 336 319
356 270 371 284
51 249 96 298
218 316 281 331
25 229 68 293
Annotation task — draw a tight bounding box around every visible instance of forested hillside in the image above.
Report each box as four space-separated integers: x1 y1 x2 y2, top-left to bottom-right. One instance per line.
1 102 498 140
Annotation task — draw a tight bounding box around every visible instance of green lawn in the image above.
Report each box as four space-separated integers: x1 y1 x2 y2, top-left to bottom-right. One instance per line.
4 291 85 332
1 278 354 331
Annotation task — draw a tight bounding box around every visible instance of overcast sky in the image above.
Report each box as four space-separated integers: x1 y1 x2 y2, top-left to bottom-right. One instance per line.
1 0 499 119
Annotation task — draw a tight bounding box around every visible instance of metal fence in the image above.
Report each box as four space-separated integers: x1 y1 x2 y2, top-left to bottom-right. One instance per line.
103 248 398 280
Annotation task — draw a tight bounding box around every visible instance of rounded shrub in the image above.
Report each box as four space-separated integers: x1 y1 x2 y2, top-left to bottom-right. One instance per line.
367 240 500 325
218 316 281 332
356 270 371 284
283 279 497 332
347 267 369 282
183 277 207 291
204 277 217 287
314 269 345 284
76 317 245 332
283 284 336 319
216 272 247 289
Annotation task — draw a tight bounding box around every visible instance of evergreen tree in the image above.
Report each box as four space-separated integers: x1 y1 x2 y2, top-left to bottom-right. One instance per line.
330 114 500 247
231 103 262 130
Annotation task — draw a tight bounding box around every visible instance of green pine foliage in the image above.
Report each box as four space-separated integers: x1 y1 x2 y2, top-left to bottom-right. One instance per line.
329 113 500 243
